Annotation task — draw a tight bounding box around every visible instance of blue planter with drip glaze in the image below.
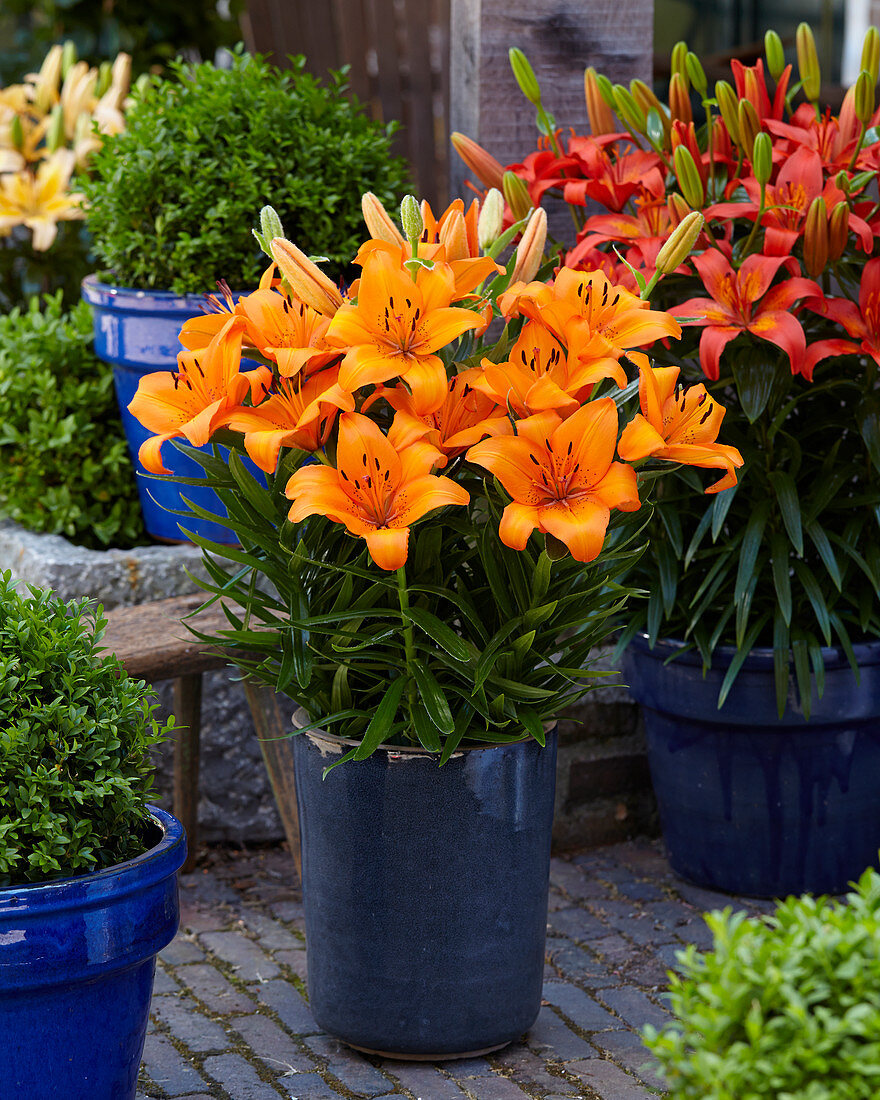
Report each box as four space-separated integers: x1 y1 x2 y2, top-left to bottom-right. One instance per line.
622 635 880 897
0 807 186 1099
293 717 557 1058
81 276 261 543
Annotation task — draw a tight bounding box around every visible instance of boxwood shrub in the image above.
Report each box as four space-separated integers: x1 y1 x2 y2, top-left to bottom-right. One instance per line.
644 867 880 1098
0 574 173 886
0 294 144 549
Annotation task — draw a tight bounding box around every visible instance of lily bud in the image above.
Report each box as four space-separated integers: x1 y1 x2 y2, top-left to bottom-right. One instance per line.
450 132 505 191
439 210 470 261
46 103 65 152
585 67 615 134
764 31 786 81
673 144 704 208
510 207 547 284
632 79 670 144
96 60 113 98
61 40 77 79
855 69 876 125
9 114 24 152
595 72 617 109
502 171 533 222
716 81 741 145
796 22 821 102
270 237 344 316
669 73 692 124
667 192 692 227
743 68 763 113
803 195 828 277
737 99 761 154
400 194 424 242
752 131 773 186
509 47 542 105
655 211 704 274
685 52 707 96
361 192 404 245
613 84 646 134
862 26 880 85
477 188 504 250
671 41 689 86
827 201 849 261
34 45 63 114
260 205 284 245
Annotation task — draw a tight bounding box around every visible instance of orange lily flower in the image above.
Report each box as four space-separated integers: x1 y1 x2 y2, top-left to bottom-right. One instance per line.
285 412 469 570
567 194 676 272
471 319 622 417
223 367 355 473
466 399 640 562
617 361 743 492
354 236 502 304
383 374 511 458
129 318 272 475
672 250 820 379
500 269 681 381
326 250 483 416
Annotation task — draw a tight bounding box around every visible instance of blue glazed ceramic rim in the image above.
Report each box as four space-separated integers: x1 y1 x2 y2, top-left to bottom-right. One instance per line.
629 632 880 672
81 274 213 315
0 806 186 916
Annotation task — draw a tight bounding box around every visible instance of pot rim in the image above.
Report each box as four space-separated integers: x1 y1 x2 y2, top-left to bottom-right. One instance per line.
291 707 551 757
628 631 880 669
81 274 251 312
0 805 186 913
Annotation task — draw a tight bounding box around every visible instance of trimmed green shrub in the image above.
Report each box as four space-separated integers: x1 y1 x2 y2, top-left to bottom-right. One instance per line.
0 293 144 549
79 48 411 293
0 573 173 885
644 867 880 1098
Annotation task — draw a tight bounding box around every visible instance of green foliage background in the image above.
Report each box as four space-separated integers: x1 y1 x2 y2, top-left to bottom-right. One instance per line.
79 50 411 294
0 574 172 885
0 294 145 548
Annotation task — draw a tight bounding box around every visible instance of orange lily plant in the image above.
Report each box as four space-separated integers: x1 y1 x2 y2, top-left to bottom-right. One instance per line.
459 25 880 714
128 194 738 761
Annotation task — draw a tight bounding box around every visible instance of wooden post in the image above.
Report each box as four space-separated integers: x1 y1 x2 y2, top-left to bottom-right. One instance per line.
448 0 655 217
173 674 202 874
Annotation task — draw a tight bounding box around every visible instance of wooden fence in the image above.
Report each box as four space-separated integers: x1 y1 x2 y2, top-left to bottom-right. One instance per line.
242 0 452 209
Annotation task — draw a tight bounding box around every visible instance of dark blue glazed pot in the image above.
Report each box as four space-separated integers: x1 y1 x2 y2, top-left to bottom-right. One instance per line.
293 719 557 1058
0 806 186 1099
81 275 260 544
622 635 880 897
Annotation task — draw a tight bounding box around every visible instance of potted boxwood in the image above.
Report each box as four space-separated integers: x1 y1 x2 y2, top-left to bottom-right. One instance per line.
0 571 184 1098
78 46 409 542
122 192 736 1057
481 28 880 896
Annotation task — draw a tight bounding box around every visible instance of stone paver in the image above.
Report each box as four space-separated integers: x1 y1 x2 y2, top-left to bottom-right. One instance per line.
136 840 768 1100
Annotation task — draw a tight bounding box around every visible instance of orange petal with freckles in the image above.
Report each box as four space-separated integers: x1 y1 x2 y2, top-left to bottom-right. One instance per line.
591 461 640 511
539 498 611 562
364 528 410 570
400 357 450 416
617 413 668 461
392 474 469 526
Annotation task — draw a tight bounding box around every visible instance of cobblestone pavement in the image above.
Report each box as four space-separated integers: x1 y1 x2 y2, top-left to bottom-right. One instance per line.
138 838 771 1100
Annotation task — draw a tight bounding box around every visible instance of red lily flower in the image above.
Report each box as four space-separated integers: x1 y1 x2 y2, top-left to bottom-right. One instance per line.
803 256 880 375
730 58 791 123
765 95 876 174
672 250 821 379
568 194 674 271
561 137 665 213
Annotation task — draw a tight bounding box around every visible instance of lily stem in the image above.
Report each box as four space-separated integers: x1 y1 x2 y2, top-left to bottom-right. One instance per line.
396 565 418 722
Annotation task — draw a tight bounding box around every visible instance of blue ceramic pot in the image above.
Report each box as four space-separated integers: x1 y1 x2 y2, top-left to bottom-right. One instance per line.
622 635 880 896
81 276 261 544
293 719 557 1058
0 806 186 1099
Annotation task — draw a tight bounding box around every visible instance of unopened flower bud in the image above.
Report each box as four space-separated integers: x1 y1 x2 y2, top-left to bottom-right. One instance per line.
34 45 63 114
764 30 786 81
716 80 741 145
477 188 504 250
613 84 646 134
862 26 880 85
450 132 505 191
632 80 670 145
827 201 849 261
670 41 689 86
797 22 821 102
752 131 773 186
439 210 470 261
849 169 877 192
803 195 828 277
685 52 707 96
855 69 876 125
270 237 344 316
669 73 692 124
585 67 615 134
667 192 692 226
502 170 533 222
362 192 404 245
655 211 704 273
510 207 547 283
673 144 704 208
400 194 424 243
9 114 24 152
260 205 284 246
46 103 65 152
595 72 617 109
737 99 761 154
61 40 77 79
509 47 542 105
96 60 113 98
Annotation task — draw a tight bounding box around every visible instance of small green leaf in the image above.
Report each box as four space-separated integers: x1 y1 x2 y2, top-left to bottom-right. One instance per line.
734 503 769 606
768 470 804 557
353 677 407 760
410 661 455 734
403 606 472 662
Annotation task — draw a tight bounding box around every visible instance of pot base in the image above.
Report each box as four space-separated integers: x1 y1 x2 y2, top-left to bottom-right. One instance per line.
343 1040 512 1061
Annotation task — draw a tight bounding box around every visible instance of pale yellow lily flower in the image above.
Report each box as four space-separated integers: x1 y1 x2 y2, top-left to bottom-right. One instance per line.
0 151 85 250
